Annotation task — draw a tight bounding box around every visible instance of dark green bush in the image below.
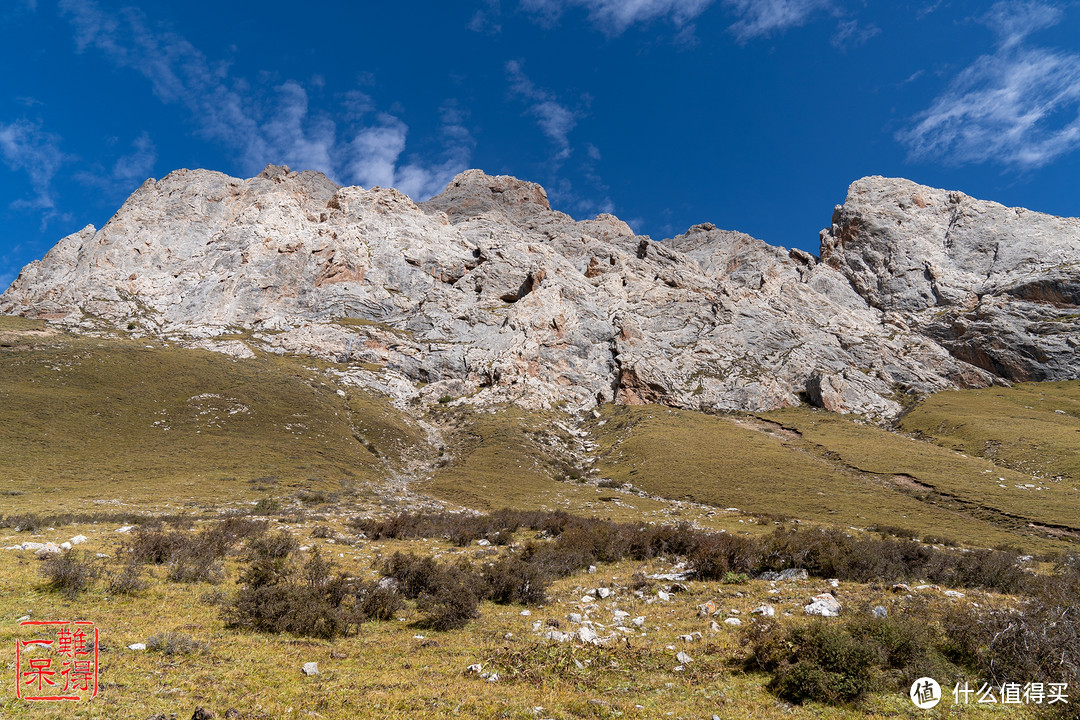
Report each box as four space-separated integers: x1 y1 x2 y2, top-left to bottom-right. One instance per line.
746 612 962 707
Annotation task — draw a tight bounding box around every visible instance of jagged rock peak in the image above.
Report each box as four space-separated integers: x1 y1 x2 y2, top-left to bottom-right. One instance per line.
422 169 552 220
821 175 1080 381
1 168 1077 419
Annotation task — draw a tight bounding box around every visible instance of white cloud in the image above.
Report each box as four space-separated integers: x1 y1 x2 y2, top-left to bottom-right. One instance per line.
0 269 16 293
58 0 472 200
111 132 157 185
520 0 715 34
723 0 832 41
0 119 68 212
346 102 475 200
506 60 579 161
899 2 1080 169
831 19 880 49
981 0 1062 49
74 131 157 197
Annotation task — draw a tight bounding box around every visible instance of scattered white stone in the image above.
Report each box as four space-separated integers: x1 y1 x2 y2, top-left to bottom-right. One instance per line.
69 535 87 545
544 630 572 642
631 616 645 627
751 605 776 617
35 543 61 555
577 626 599 644
580 595 595 604
597 587 611 599
115 526 134 534
17 615 30 623
60 542 72 550
466 663 483 674
709 620 721 632
568 613 583 624
944 590 965 598
128 643 146 651
678 634 695 642
724 618 743 627
873 606 888 618
520 610 531 616
532 621 542 632
656 590 671 602
828 579 840 588
95 553 110 558
301 662 319 676
612 610 630 622
476 539 491 546
804 593 842 617
587 565 597 574
487 672 500 682
676 651 693 665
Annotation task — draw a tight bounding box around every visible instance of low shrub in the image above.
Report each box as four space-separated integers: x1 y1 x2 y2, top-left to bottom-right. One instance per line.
227 542 404 639
146 631 208 656
482 556 549 605
106 558 148 595
40 551 102 598
746 615 948 706
356 581 404 621
415 561 480 631
127 518 267 584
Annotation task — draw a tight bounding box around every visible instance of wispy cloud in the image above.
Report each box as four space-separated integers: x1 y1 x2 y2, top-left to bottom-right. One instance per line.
346 101 474 200
723 0 832 42
0 119 69 213
899 1 1080 169
0 269 15 293
980 0 1063 49
468 0 503 33
74 131 157 198
506 60 579 162
520 0 715 34
58 0 473 200
111 132 157 185
831 18 880 50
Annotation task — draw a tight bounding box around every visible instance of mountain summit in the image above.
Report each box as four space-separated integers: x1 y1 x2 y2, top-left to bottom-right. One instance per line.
3 166 1078 420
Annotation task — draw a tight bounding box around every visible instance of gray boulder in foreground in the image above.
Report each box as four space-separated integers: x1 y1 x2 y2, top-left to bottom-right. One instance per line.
3 167 1077 420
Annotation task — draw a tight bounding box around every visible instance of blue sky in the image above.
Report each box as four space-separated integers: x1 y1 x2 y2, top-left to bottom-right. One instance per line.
2 0 1080 292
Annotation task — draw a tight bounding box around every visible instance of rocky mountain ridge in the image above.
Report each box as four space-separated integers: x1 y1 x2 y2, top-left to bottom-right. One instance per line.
2 165 1078 420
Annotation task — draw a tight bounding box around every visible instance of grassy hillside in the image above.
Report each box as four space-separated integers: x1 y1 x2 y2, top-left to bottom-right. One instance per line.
900 380 1080 483
588 405 1073 552
1 315 1075 719
3 315 1079 554
419 406 681 523
0 325 427 513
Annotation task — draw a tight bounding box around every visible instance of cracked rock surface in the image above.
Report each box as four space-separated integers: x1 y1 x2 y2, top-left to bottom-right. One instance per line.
4 166 1077 419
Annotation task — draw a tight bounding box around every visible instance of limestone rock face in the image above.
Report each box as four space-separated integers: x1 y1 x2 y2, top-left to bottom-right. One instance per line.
821 176 1080 381
3 168 1077 419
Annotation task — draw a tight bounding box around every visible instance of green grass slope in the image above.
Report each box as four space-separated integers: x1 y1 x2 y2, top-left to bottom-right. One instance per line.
590 403 1078 553
900 380 1080 483
0 326 426 513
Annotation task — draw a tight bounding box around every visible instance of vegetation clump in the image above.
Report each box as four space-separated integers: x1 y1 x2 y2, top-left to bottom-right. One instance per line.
226 532 404 639
746 615 948 705
40 550 102 598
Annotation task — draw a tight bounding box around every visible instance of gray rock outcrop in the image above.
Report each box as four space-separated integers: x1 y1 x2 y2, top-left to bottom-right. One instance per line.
821 177 1080 381
3 167 1077 419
